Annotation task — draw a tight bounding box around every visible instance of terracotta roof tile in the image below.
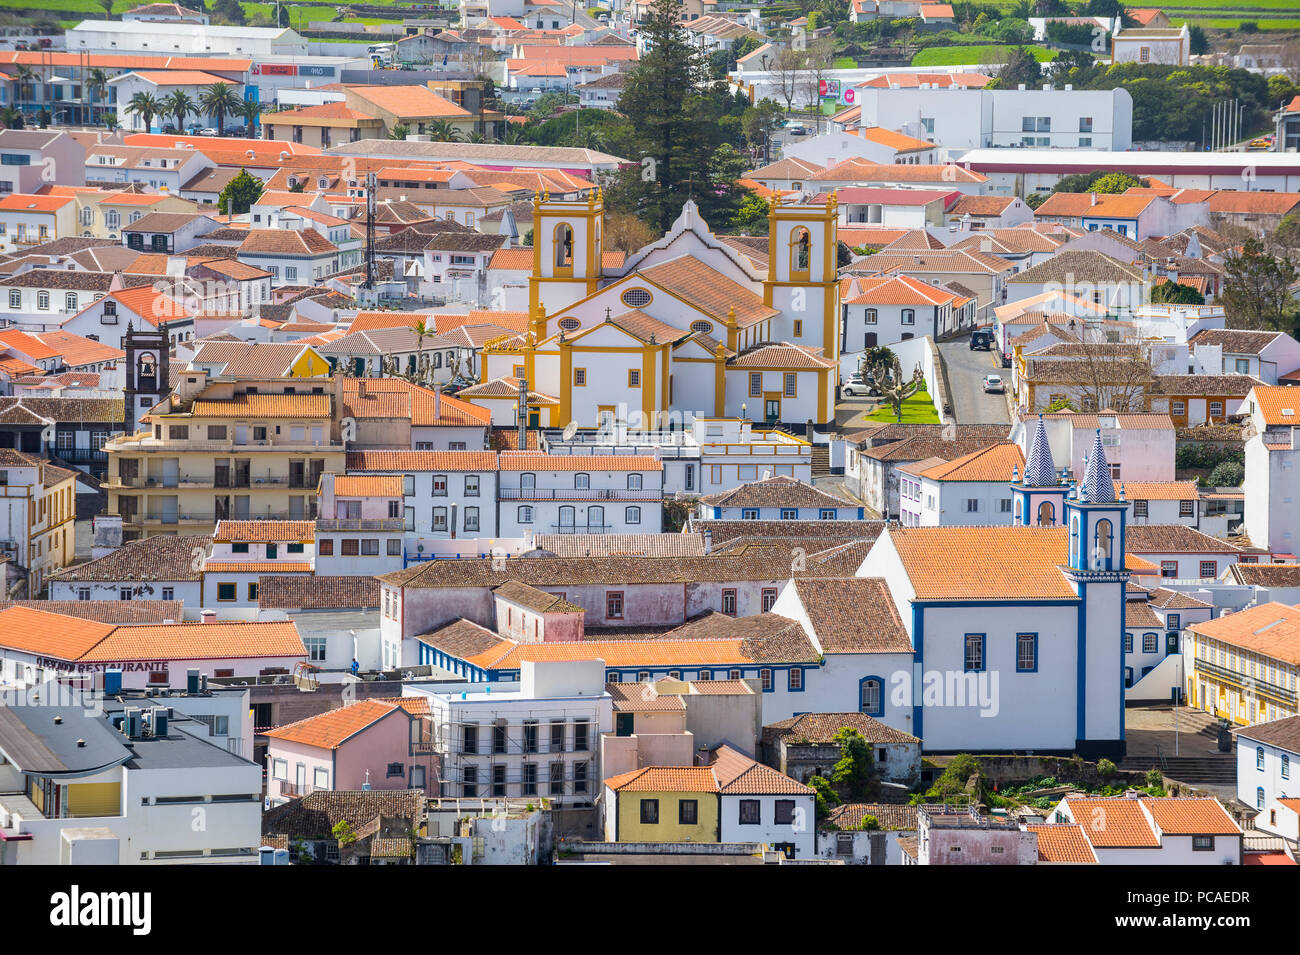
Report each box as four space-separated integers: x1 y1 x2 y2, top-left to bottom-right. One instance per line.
264 699 402 749
497 451 661 472
0 599 183 624
493 580 584 613
1122 481 1198 502
256 575 380 610
1065 797 1160 848
80 620 305 662
1026 823 1098 863
700 475 845 509
50 534 208 582
214 520 315 543
824 802 918 831
1125 524 1240 554
334 475 403 497
639 256 778 327
891 525 1078 600
1189 602 1300 665
346 449 497 471
1141 797 1240 836
727 341 836 369
791 578 912 653
917 442 1024 482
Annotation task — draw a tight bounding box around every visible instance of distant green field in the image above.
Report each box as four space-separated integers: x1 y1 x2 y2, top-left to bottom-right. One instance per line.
1174 16 1300 29
911 44 1057 67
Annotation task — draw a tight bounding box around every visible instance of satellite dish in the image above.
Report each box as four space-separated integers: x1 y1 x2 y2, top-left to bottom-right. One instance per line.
562 420 578 441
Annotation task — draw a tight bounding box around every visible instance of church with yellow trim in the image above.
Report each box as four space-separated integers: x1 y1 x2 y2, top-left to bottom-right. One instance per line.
460 190 841 434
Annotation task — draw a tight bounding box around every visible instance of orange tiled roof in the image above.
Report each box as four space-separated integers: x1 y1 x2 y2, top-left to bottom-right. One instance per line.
1188 602 1300 665
1122 481 1198 501
264 699 402 749
334 474 403 497
1250 384 1300 427
346 449 498 471
1066 798 1160 848
342 377 491 427
214 520 315 542
0 605 116 661
497 452 662 472
890 525 1077 600
80 620 305 662
916 442 1024 482
605 765 719 792
1026 824 1098 863
187 391 331 419
1141 797 1239 836
344 84 471 120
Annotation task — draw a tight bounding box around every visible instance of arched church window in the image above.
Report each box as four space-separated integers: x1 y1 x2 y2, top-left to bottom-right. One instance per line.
1037 500 1055 526
1094 519 1113 567
790 227 811 275
138 352 156 380
555 224 574 268
1014 498 1023 523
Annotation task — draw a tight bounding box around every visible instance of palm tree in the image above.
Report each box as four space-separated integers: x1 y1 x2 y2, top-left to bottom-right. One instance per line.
164 90 194 134
236 98 264 135
389 124 410 141
425 119 464 143
125 91 162 133
412 319 429 383
87 68 110 125
197 82 241 136
14 65 36 114
0 106 22 130
103 111 120 132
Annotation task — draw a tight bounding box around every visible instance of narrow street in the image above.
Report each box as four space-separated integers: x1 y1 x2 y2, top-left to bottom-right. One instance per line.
936 333 1013 426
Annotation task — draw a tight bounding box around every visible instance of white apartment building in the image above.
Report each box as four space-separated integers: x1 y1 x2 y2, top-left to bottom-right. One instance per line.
1241 385 1300 555
496 452 664 537
0 449 78 594
200 519 315 608
342 449 501 545
1235 716 1300 838
898 443 1024 527
0 693 262 865
406 659 614 809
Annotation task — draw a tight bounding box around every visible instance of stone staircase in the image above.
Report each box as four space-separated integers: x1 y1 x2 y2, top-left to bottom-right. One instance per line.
1120 708 1237 788
810 445 831 478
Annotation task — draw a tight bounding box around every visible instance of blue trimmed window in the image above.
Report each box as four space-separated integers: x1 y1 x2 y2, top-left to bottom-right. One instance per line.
1283 755 1290 779
963 633 985 672
1257 786 1265 810
859 676 883 716
1124 632 1133 653
1257 746 1265 771
1016 633 1037 672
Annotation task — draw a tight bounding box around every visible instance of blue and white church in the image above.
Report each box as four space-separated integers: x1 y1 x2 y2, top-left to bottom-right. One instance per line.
857 415 1131 759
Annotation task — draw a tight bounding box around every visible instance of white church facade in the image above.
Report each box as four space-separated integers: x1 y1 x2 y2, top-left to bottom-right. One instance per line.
470 190 841 434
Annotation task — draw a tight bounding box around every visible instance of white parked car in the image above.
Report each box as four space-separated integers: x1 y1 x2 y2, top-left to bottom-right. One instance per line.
982 374 1005 394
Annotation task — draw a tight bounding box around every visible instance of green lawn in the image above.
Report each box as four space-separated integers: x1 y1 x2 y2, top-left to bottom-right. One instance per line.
911 45 1058 67
865 387 941 424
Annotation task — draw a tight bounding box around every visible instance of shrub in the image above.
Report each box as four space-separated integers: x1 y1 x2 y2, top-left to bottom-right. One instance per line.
1145 767 1164 788
861 814 880 831
1207 460 1244 488
1097 758 1117 778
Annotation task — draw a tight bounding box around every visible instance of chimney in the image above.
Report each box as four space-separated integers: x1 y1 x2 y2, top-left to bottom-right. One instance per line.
358 377 368 398
1090 193 1097 206
200 608 217 624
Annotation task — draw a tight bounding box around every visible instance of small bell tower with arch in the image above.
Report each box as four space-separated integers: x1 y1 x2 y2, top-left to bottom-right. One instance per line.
763 194 839 363
122 319 170 426
529 187 604 319
1010 413 1071 527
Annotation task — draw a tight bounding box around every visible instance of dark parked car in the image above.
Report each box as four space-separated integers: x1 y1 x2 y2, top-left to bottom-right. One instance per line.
969 329 994 351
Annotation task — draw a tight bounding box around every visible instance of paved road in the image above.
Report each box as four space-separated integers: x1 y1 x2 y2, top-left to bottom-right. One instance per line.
936 333 1012 426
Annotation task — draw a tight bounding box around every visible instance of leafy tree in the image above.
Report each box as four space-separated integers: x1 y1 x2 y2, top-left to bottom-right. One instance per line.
1275 213 1300 250
994 46 1042 89
218 168 264 216
603 212 656 254
603 0 741 233
830 727 876 800
1220 238 1299 331
808 774 841 819
730 191 770 234
0 106 22 130
934 753 986 799
210 0 245 25
1188 25 1209 56
1150 280 1204 305
332 819 357 846
1269 74 1297 109
1090 171 1145 194
860 814 881 831
742 99 784 164
125 91 162 133
98 0 114 15
871 356 926 422
1207 460 1244 487
1046 396 1076 412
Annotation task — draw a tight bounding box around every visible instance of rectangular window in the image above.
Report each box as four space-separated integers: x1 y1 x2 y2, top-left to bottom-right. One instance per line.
1133 500 1148 517
550 720 565 753
387 539 402 556
721 589 737 615
318 538 333 555
523 721 538 754
492 764 506 797
492 723 507 755
1016 633 1036 672
461 766 478 797
774 800 795 825
464 507 480 532
1160 561 1177 578
788 668 802 690
1199 560 1216 578
361 539 380 556
462 724 478 754
640 798 659 824
1179 500 1195 518
749 372 761 397
1143 632 1158 653
964 633 985 672
549 761 565 795
628 369 640 387
341 539 360 556
738 799 761 825
432 474 448 496
464 475 480 496
606 591 624 619
1192 835 1213 851
574 367 586 386
678 799 698 825
761 587 777 612
573 721 589 753
784 373 797 397
522 762 537 796
216 582 237 602
760 668 772 691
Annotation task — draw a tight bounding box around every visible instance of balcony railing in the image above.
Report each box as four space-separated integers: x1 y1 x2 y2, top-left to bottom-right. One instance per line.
316 518 405 531
551 524 616 534
126 510 307 525
499 488 661 501
1192 658 1296 706
278 780 302 797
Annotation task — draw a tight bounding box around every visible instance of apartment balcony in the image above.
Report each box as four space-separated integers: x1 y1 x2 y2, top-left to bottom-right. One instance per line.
315 518 405 532
278 781 302 798
127 510 304 526
106 433 341 454
499 488 661 501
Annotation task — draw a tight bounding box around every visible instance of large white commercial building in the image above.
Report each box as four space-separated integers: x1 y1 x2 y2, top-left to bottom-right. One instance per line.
67 19 309 58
